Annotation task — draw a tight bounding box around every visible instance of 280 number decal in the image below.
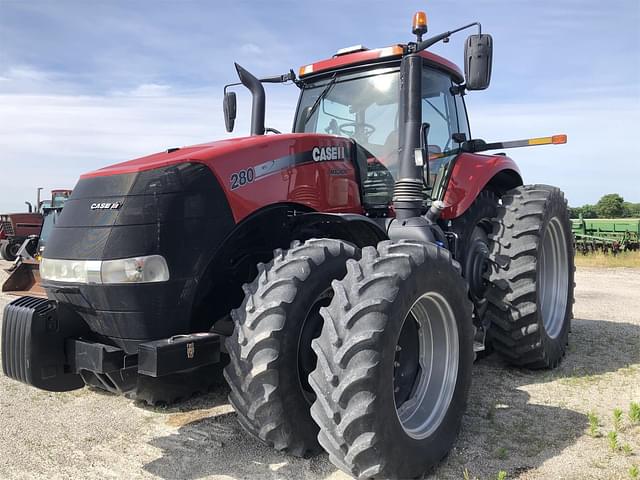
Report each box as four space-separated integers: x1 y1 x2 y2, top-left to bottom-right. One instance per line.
230 167 255 190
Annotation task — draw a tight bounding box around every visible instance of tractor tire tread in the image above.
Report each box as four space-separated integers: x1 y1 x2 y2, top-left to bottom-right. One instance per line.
224 238 359 457
486 184 574 369
310 241 472 479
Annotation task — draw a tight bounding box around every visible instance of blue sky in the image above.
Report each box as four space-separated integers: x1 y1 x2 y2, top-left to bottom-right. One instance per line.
1 0 638 211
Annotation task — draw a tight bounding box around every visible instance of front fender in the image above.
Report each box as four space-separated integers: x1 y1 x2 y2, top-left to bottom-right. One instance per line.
441 153 523 220
291 212 388 248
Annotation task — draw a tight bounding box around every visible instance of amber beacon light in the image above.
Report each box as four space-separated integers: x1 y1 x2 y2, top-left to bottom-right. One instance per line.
412 11 428 40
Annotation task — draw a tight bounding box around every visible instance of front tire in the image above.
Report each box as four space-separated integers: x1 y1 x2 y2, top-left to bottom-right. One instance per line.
486 184 575 368
1 241 19 261
224 238 359 457
309 241 474 479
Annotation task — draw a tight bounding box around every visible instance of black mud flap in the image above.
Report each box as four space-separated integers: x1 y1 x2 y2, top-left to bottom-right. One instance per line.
1 296 86 391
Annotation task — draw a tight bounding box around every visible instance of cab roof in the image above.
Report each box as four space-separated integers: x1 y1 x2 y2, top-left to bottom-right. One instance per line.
298 45 464 84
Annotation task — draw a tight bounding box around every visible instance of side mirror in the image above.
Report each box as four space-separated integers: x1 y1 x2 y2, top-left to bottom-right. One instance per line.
223 91 237 132
464 34 493 90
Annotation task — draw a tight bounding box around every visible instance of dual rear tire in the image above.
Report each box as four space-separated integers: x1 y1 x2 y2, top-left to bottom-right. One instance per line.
226 184 574 478
225 238 474 478
486 184 575 368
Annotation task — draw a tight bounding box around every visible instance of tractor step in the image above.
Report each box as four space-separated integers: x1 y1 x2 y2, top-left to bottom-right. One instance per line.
138 333 221 377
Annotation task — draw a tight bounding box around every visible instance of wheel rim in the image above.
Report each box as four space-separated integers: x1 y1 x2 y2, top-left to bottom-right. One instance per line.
9 243 20 258
539 217 569 339
394 292 459 439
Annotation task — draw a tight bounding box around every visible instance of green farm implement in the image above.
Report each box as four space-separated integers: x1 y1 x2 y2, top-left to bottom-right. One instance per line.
572 217 640 254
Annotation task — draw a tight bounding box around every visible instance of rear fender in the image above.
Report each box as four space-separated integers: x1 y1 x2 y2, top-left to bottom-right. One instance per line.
442 153 523 220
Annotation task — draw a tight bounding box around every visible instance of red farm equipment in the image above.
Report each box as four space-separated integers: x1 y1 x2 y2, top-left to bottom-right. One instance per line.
0 212 43 261
1 13 573 479
1 189 71 296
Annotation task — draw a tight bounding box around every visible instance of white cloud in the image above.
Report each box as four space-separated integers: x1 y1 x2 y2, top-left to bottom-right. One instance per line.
0 90 637 212
0 90 296 211
126 83 172 97
467 97 640 205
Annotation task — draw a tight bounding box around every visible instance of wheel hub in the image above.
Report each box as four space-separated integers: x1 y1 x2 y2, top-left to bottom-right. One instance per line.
465 224 491 301
393 314 420 406
297 289 333 404
393 292 459 439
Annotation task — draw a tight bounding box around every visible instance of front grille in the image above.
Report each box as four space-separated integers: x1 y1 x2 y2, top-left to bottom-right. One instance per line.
0 217 14 236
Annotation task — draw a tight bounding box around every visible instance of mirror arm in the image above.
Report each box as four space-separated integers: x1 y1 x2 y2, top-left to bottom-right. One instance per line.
223 82 242 95
450 84 466 96
260 70 304 89
412 22 482 52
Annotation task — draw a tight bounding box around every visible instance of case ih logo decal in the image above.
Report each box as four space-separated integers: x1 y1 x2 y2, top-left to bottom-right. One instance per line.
90 202 121 210
230 145 351 190
186 342 195 359
312 146 346 162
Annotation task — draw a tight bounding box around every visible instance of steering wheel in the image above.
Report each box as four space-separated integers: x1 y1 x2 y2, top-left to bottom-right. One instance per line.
339 121 376 138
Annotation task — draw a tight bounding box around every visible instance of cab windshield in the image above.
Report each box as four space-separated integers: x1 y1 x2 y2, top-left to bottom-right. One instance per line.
294 65 467 208
294 67 401 168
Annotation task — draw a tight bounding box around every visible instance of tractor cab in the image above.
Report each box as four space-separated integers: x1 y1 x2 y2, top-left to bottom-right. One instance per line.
224 13 497 221
293 46 470 211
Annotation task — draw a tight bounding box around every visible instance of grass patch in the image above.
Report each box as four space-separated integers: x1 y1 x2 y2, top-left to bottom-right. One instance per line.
574 250 640 268
496 471 507 480
630 402 640 425
463 468 476 480
559 372 600 387
608 431 619 452
630 465 639 480
614 408 624 431
494 447 508 460
588 411 600 438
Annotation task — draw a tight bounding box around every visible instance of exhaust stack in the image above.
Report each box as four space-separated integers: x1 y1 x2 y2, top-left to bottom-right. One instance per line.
234 63 265 136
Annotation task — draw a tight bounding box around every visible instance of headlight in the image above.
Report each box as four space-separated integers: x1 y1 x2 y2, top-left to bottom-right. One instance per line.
40 255 170 284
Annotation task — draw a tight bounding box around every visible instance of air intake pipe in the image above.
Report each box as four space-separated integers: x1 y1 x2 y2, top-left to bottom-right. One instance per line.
393 54 424 220
234 63 265 136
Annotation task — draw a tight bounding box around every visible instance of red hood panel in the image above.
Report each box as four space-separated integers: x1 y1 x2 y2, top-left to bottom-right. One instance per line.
81 133 345 179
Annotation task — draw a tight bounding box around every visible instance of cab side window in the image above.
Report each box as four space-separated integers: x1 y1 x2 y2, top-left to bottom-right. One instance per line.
454 94 471 141
421 68 458 153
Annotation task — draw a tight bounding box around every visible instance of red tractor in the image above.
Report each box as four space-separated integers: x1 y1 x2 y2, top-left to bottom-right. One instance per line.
2 13 573 479
0 213 43 261
0 189 72 262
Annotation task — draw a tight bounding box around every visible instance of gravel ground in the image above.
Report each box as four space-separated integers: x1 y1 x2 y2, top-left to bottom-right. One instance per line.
0 260 638 480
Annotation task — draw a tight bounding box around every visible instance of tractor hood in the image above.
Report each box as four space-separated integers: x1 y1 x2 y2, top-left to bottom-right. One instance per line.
82 133 353 180
80 132 361 223
41 132 361 348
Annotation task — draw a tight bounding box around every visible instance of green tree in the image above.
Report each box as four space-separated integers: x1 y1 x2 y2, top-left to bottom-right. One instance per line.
596 194 624 218
623 202 640 218
569 206 582 218
581 204 598 218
